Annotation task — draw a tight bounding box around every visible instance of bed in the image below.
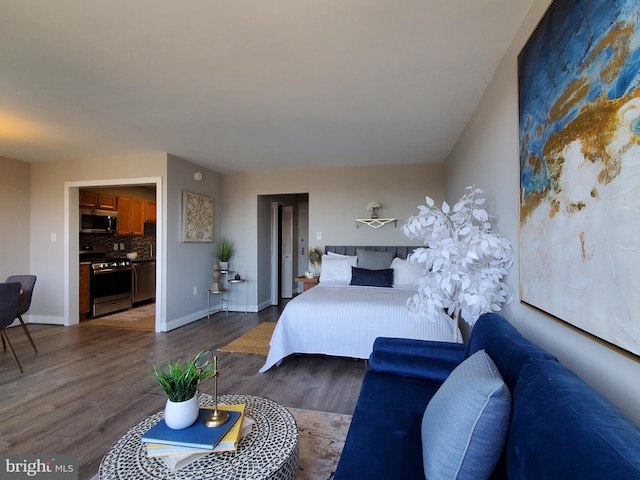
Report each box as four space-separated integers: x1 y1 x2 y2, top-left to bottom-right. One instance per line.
259 246 461 373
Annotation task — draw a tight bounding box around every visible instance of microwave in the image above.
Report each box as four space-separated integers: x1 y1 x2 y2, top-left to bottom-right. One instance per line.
80 208 118 234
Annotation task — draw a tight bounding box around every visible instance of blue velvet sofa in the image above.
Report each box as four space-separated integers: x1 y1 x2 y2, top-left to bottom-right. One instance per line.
334 313 640 479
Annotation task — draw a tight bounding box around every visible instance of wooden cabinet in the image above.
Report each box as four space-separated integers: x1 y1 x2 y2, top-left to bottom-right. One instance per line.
117 196 145 236
79 263 90 317
79 190 117 210
144 201 156 223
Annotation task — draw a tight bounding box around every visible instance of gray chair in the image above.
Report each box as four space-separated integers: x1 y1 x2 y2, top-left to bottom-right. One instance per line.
0 282 24 373
6 275 37 353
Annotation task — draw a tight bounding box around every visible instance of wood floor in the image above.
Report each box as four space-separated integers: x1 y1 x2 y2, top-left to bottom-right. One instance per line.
0 305 367 480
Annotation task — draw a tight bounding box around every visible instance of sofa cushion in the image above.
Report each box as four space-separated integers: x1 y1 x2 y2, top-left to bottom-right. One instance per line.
422 350 511 480
465 313 558 390
333 370 442 480
507 359 640 479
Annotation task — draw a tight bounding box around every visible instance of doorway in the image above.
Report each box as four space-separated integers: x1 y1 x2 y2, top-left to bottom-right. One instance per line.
266 193 309 306
65 177 164 331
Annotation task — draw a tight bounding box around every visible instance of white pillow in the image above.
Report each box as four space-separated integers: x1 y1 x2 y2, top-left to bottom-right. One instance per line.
319 255 357 285
391 257 424 286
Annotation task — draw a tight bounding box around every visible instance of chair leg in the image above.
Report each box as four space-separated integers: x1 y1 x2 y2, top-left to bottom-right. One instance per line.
1 330 23 374
17 316 37 353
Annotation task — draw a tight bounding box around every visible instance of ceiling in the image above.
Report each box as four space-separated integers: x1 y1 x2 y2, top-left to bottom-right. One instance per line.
0 1 533 173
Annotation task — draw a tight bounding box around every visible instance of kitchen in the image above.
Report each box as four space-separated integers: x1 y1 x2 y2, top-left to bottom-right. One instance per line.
78 186 157 330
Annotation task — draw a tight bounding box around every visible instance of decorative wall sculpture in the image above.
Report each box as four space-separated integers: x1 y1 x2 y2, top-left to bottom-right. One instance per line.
182 191 214 242
518 0 640 355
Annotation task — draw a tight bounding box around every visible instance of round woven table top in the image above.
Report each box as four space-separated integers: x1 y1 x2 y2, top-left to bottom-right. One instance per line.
99 394 299 480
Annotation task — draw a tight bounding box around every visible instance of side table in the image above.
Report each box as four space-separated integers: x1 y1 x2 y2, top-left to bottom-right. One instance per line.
294 276 319 292
99 394 299 480
227 277 248 314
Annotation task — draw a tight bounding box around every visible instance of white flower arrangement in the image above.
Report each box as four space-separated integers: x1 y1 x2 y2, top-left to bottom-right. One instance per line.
366 200 381 211
401 186 514 335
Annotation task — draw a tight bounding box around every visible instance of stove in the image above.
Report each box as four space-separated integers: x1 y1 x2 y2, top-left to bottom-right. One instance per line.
81 245 133 317
91 259 131 272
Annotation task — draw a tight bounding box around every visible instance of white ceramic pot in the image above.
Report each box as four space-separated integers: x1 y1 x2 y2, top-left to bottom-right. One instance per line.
164 396 199 430
219 261 229 271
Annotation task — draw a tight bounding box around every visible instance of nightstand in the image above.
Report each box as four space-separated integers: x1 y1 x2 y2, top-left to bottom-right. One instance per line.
295 276 319 292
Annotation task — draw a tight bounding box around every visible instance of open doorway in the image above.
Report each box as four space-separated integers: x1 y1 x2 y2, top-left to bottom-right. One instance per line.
263 193 309 306
65 177 164 331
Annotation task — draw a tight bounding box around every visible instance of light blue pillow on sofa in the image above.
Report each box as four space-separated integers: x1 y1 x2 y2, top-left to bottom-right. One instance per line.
422 349 511 480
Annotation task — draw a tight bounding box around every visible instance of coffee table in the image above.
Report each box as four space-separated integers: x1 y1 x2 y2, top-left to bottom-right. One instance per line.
99 394 299 480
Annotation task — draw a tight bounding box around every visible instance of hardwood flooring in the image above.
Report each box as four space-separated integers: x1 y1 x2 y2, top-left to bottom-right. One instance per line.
0 305 366 479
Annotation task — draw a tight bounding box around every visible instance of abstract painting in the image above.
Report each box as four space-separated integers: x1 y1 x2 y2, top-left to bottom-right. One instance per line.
518 0 640 355
182 191 214 242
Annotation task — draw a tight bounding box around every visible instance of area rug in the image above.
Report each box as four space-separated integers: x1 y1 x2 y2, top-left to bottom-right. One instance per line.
89 407 351 480
81 304 155 331
289 407 351 480
218 322 276 356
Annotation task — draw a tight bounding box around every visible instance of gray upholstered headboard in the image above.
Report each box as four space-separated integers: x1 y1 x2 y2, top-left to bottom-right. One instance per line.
324 246 417 260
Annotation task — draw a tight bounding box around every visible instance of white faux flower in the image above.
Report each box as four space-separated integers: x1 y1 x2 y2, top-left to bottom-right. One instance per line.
402 186 514 329
366 200 381 211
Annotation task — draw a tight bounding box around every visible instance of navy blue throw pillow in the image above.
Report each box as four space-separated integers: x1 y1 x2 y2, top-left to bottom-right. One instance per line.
350 267 394 287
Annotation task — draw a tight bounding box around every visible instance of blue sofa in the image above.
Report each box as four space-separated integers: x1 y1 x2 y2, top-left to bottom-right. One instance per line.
334 313 640 479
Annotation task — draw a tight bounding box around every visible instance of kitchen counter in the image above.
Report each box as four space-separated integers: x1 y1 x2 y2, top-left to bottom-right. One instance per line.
130 257 156 262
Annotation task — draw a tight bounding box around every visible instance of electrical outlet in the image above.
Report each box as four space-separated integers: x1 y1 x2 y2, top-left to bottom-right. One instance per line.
114 243 118 251
50 233 56 242
316 231 322 240
193 286 198 296
120 243 125 250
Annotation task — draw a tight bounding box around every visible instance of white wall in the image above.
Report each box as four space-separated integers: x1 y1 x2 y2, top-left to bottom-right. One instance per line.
29 154 167 325
222 163 445 310
0 157 30 279
445 0 640 425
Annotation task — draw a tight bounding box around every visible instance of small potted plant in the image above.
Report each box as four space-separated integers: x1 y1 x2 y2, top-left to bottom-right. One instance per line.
366 200 381 219
151 354 215 429
215 237 235 271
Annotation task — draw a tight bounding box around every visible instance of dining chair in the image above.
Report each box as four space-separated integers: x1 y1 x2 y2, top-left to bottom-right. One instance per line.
6 275 37 353
0 282 24 373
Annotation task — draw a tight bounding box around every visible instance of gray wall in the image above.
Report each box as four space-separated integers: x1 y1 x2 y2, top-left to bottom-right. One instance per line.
165 154 222 329
0 157 31 280
221 162 445 310
445 0 640 424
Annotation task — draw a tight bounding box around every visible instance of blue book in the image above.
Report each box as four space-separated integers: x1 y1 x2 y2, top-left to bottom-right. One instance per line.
141 409 242 449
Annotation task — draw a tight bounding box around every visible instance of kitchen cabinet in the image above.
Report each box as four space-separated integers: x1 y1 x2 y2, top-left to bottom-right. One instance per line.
79 263 90 317
144 201 156 223
79 190 117 210
117 196 144 236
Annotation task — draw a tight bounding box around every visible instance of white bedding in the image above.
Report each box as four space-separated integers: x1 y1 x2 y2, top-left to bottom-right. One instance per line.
259 284 461 372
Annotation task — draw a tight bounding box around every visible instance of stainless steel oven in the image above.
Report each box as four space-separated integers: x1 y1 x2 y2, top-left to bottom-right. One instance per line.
90 259 132 317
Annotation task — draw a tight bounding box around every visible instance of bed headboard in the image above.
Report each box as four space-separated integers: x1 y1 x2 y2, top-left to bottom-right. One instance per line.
324 245 417 260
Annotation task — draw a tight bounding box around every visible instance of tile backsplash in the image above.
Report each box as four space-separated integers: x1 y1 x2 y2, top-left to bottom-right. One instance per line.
80 223 156 259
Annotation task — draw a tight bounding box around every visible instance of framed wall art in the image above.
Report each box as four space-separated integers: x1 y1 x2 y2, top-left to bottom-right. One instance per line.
518 0 640 356
182 191 214 242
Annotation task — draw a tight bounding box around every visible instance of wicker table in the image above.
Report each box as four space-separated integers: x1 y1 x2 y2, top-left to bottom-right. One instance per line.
99 394 299 480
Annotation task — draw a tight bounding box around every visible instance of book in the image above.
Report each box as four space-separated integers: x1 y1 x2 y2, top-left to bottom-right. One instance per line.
147 416 254 457
146 405 252 456
155 418 254 471
141 408 241 450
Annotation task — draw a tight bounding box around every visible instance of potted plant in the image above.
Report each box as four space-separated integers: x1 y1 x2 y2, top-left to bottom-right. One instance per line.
215 237 235 271
401 186 514 341
366 200 381 219
151 354 215 429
